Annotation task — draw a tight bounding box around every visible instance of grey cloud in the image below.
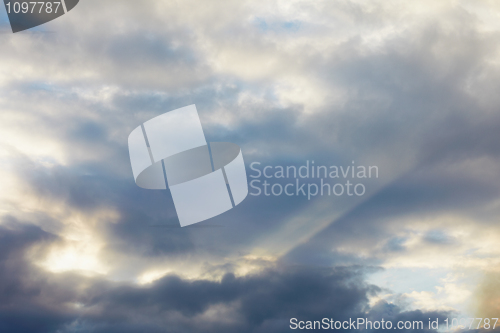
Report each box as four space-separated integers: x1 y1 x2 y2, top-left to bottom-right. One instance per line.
0 221 74 333
284 159 500 267
0 219 451 333
2 0 500 330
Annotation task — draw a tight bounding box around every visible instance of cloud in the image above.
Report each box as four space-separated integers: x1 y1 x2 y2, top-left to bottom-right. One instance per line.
0 222 73 333
474 270 500 319
0 220 454 332
1 0 500 330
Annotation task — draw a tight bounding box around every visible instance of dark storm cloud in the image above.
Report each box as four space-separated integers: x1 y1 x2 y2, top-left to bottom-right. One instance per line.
0 221 74 333
0 220 452 333
78 265 374 333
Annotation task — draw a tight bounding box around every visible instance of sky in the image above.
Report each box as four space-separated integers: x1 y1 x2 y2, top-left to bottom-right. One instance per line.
0 0 500 332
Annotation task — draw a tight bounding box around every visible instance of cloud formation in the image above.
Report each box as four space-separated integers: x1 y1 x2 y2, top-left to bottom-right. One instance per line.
1 0 500 331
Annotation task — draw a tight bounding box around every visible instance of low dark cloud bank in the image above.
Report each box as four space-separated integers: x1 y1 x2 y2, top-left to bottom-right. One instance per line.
0 221 454 333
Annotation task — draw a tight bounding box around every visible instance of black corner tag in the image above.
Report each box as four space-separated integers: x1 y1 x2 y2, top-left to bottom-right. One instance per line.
3 0 79 33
